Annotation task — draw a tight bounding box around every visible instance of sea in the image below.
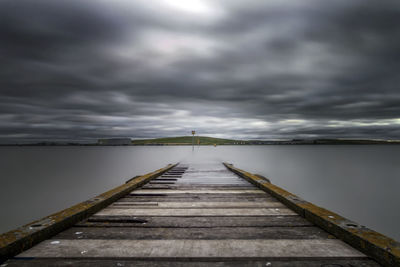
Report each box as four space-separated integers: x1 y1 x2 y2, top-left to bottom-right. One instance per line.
0 145 399 241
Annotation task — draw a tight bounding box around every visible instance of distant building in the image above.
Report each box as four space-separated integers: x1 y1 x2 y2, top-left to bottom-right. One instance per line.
98 138 132 145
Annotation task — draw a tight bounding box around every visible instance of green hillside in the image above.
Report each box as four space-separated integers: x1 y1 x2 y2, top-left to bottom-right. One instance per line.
131 136 249 145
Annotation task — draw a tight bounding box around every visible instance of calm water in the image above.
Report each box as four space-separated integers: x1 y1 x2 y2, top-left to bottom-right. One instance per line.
0 145 399 241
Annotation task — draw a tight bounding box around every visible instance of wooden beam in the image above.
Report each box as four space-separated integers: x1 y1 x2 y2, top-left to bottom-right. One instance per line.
18 239 366 259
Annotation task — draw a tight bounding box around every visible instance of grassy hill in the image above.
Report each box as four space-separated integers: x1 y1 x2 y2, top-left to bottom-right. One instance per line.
131 136 249 145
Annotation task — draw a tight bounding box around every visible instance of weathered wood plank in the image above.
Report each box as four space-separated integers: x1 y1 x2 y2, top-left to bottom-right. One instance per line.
179 179 244 182
125 193 273 198
78 216 313 228
148 185 256 189
95 208 296 216
17 239 367 258
131 190 265 194
3 258 381 267
176 182 250 185
149 182 176 184
54 226 332 240
141 185 173 189
140 186 256 190
110 201 285 208
120 195 277 202
176 180 249 184
177 177 246 180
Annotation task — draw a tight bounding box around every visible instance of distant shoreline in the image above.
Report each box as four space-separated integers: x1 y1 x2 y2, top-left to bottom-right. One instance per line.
2 135 400 146
1 141 400 146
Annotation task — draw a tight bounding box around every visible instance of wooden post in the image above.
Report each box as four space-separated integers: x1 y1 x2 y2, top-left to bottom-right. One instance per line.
191 130 195 150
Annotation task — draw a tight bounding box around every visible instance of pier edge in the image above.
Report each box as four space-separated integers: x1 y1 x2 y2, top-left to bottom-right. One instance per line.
0 163 177 263
223 162 400 267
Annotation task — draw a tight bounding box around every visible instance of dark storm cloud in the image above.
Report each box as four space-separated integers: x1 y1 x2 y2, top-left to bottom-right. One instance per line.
0 0 400 143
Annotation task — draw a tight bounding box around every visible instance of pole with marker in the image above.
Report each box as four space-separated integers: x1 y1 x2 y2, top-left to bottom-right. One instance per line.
191 130 195 151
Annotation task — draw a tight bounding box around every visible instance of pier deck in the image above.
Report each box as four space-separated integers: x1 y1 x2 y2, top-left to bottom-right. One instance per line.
2 163 397 266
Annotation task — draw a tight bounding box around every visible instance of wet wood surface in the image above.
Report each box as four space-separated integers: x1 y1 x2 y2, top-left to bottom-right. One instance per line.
4 259 380 267
76 215 314 228
8 163 380 266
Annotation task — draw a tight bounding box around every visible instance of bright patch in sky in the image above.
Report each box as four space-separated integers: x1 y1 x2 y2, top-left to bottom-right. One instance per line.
143 31 218 59
162 0 217 15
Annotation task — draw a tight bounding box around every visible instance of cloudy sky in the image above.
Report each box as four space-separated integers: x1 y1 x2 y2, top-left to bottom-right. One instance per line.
1 0 400 143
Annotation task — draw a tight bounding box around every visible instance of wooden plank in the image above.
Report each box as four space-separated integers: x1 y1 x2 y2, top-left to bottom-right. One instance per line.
163 185 256 189
120 195 277 202
78 215 313 228
178 177 245 180
149 182 176 184
110 201 286 208
95 208 297 216
3 259 381 267
54 226 332 240
112 202 159 206
141 185 172 189
131 190 265 194
140 186 256 190
178 176 244 179
177 178 248 182
17 239 367 258
176 182 249 185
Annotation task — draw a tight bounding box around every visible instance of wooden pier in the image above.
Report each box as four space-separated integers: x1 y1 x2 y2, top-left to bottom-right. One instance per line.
1 163 399 266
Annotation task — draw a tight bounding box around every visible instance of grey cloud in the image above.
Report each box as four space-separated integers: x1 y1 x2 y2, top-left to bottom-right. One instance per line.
0 0 400 143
